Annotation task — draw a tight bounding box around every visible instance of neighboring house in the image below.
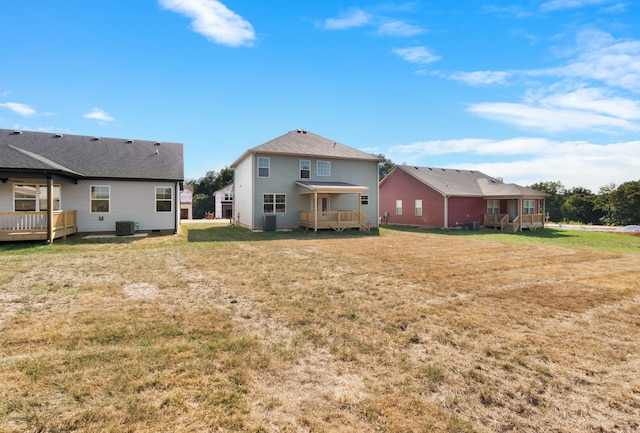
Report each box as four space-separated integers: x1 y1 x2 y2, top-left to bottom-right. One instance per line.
180 184 193 219
213 183 233 220
379 165 548 232
1 129 184 242
230 129 381 232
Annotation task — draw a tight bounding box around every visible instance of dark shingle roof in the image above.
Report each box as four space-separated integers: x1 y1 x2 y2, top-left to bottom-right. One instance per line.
388 165 547 198
231 129 381 166
0 129 183 181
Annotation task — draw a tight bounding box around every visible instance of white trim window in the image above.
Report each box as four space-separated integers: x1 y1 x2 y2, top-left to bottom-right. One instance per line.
317 160 331 176
523 199 535 214
487 199 500 214
263 193 286 213
258 157 270 178
415 199 422 216
90 185 110 213
300 160 310 179
396 199 402 215
156 186 173 212
13 184 61 211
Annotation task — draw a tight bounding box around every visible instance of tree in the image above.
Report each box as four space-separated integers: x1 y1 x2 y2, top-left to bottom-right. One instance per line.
561 191 602 224
187 167 234 218
528 181 565 222
376 154 396 181
609 180 640 225
595 183 617 225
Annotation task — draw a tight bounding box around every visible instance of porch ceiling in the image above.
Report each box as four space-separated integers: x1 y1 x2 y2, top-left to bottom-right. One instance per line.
295 181 369 194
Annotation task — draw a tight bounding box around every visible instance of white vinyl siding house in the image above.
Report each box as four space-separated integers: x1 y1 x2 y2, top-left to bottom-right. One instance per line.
231 130 381 231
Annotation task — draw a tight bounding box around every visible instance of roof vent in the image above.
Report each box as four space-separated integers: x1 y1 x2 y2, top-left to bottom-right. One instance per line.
54 134 63 138
93 137 100 141
12 130 22 134
295 129 307 134
154 142 162 146
126 139 134 143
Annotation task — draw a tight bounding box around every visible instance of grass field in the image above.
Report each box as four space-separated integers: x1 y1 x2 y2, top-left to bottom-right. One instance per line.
1 224 639 432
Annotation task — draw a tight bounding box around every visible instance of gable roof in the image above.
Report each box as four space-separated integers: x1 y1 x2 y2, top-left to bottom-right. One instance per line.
0 129 184 181
384 165 547 198
231 129 381 167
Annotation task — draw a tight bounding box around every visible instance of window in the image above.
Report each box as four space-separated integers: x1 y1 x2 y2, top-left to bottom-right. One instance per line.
361 195 369 206
415 199 422 216
156 187 173 212
224 192 233 201
317 160 331 176
523 200 535 214
258 157 270 177
263 193 286 213
14 184 61 211
91 185 110 213
487 199 500 214
396 200 402 215
300 160 310 179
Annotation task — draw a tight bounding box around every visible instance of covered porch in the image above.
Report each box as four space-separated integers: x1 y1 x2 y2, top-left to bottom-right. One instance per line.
0 210 77 242
483 197 546 232
295 181 370 232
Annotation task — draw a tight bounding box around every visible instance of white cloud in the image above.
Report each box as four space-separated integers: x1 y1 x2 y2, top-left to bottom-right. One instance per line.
393 46 441 65
450 71 511 86
540 0 617 11
83 108 115 122
390 138 640 191
0 102 37 117
159 0 255 47
377 20 425 37
324 8 371 30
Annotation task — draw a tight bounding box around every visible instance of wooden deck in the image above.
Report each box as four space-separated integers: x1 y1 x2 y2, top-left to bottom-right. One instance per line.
483 213 545 232
0 210 77 242
299 211 370 232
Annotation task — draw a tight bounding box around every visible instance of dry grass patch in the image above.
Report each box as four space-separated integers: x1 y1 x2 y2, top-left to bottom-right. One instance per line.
1 227 639 432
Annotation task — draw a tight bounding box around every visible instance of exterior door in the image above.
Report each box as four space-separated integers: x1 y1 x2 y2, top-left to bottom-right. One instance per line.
316 194 330 212
508 200 517 222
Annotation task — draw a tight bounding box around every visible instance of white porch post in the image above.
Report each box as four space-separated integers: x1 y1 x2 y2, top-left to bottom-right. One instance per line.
444 196 449 228
47 177 54 243
314 191 318 232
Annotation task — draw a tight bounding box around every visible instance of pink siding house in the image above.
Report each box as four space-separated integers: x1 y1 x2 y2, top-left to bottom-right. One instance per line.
379 166 548 232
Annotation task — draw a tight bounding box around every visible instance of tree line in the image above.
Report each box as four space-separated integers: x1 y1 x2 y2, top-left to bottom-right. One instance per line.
186 157 639 226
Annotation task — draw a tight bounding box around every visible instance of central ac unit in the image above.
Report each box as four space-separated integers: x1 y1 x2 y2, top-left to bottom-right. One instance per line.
115 221 135 236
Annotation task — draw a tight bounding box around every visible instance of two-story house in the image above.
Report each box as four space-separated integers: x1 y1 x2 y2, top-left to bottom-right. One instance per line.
230 129 381 232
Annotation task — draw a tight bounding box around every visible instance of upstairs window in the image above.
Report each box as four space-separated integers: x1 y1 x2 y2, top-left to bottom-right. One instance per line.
300 160 310 179
224 192 233 201
317 160 331 176
156 187 173 212
91 185 110 213
258 157 270 178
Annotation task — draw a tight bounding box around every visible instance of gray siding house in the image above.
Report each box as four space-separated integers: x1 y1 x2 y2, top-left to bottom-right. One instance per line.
231 129 381 232
1 129 184 242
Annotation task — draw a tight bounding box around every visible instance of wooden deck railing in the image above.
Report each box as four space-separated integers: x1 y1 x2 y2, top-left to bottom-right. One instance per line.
0 210 77 242
299 210 370 231
484 213 544 232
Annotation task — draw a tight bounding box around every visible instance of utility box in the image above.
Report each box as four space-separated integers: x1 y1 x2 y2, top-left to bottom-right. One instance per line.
264 215 277 231
470 221 480 231
115 221 135 236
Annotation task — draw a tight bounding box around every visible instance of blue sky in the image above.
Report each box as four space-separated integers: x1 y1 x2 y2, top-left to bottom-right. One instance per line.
1 1 639 192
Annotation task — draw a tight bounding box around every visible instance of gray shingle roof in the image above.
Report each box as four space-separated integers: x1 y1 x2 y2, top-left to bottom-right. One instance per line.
232 129 381 166
0 129 183 181
390 165 547 198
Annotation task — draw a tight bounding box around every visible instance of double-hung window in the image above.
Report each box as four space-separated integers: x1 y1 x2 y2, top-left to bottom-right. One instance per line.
415 199 423 216
91 185 110 213
263 193 286 213
258 157 270 178
300 160 310 179
487 200 500 214
317 161 331 176
523 200 535 214
396 200 402 215
156 187 173 212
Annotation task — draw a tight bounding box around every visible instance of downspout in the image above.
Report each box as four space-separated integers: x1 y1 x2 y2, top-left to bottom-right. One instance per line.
314 191 318 232
174 182 180 235
443 195 449 229
47 176 54 243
